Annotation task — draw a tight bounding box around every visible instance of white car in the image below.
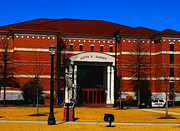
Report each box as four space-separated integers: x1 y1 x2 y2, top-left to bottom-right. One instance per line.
151 99 166 108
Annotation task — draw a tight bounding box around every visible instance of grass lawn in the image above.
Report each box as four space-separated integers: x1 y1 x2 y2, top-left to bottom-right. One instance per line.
0 107 180 123
1 107 180 130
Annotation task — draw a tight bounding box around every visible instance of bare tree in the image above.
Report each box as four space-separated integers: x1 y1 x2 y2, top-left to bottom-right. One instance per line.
22 49 49 113
24 50 49 87
56 36 65 103
154 64 172 117
0 34 18 105
172 53 180 106
124 38 151 107
56 36 76 103
153 41 179 117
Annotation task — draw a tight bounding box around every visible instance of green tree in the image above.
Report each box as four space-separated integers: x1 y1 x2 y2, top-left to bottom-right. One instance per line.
133 80 151 104
21 78 43 103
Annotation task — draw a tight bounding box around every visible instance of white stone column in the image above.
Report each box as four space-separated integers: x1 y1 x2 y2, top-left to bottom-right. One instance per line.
65 65 74 103
111 66 114 104
69 65 73 102
106 66 111 104
65 68 69 103
74 65 77 103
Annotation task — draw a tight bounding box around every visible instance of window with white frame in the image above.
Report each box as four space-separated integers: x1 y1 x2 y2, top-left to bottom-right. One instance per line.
91 44 94 52
100 45 104 52
169 42 174 64
70 44 73 51
110 45 113 52
79 44 83 51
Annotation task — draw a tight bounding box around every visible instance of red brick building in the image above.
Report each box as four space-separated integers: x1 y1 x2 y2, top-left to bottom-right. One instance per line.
0 18 180 104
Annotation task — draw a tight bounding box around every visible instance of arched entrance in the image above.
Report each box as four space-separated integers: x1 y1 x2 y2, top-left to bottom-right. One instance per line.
65 52 115 104
77 65 106 104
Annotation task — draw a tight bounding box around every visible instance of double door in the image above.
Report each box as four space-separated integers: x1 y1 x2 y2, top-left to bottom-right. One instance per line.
82 88 106 104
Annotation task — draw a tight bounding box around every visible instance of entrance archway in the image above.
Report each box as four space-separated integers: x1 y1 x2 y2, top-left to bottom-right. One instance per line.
65 52 115 104
77 65 106 104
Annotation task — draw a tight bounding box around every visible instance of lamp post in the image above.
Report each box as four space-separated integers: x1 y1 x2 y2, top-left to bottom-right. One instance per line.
113 29 120 107
48 42 56 125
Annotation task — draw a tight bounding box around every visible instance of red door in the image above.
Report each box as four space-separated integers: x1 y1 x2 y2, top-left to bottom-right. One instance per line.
82 88 106 104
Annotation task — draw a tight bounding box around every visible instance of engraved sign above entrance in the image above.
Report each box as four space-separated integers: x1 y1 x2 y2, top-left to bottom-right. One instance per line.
70 52 115 65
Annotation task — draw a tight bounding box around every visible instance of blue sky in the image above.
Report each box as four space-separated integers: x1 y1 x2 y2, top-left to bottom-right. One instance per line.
0 0 180 31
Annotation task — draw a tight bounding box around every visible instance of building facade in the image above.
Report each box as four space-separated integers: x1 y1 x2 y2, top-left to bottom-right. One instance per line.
0 18 180 104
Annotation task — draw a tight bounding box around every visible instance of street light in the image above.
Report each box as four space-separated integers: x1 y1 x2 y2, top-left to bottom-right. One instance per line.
113 29 120 107
48 42 56 125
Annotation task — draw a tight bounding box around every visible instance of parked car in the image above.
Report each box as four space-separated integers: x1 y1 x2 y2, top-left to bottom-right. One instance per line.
151 99 166 108
139 100 151 108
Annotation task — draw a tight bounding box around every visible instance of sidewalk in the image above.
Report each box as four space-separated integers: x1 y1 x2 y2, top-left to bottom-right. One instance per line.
141 109 180 116
0 119 180 126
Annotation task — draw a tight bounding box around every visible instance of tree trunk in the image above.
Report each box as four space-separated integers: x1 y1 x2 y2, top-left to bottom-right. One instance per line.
166 91 168 117
36 86 39 114
138 87 140 106
3 51 7 105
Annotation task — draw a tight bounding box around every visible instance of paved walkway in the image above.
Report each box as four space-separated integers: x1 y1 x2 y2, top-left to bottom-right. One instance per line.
0 120 179 126
141 109 180 116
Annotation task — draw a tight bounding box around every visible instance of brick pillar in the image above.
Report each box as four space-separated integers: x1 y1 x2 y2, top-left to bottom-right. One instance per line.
63 103 75 121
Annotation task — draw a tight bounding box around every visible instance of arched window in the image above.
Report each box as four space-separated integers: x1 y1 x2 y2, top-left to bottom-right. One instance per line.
79 44 83 51
70 44 73 51
169 42 174 51
91 44 94 52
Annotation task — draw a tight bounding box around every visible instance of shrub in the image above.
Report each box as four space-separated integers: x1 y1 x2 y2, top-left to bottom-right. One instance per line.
21 79 43 103
174 101 180 106
0 100 25 105
44 94 50 99
126 95 134 101
44 94 57 100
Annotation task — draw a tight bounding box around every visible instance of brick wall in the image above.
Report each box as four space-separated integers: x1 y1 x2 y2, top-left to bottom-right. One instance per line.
1 34 180 99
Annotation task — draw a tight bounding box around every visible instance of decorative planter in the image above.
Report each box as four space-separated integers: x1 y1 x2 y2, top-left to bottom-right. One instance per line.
44 99 56 106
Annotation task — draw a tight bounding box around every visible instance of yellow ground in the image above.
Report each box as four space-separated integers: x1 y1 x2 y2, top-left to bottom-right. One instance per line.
0 123 180 131
1 107 180 130
0 107 180 123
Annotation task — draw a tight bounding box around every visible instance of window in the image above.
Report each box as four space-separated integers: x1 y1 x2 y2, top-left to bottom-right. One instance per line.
170 54 174 64
153 100 158 102
170 68 174 77
91 45 94 52
70 44 73 51
170 44 174 51
100 45 103 52
170 83 175 92
79 44 83 51
110 45 113 52
169 43 174 64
